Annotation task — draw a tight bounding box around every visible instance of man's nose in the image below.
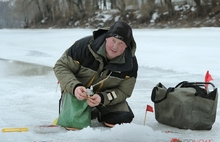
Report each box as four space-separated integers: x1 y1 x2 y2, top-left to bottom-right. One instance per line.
112 43 118 49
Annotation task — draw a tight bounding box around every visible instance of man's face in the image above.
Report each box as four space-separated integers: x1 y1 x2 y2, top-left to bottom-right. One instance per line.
105 37 127 60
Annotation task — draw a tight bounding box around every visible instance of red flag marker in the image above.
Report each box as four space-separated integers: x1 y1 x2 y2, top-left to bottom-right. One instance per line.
205 71 213 82
205 71 213 89
146 105 154 112
144 105 154 125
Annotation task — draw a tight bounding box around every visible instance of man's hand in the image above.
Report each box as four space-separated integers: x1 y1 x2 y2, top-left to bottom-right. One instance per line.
74 86 88 100
75 86 101 106
87 94 101 107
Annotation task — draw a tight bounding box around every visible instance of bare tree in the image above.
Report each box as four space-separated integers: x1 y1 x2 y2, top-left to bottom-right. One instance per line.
34 0 45 20
66 0 86 18
13 0 36 28
73 0 85 16
194 0 204 16
66 0 76 17
110 0 117 9
93 0 99 10
0 1 11 28
164 0 174 16
116 0 126 20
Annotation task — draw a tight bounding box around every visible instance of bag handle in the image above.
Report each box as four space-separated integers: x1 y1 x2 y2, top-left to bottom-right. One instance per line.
175 81 216 99
151 81 216 104
175 81 215 89
151 87 174 103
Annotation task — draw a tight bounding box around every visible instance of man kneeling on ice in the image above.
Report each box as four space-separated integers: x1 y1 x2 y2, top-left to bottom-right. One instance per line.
53 21 138 129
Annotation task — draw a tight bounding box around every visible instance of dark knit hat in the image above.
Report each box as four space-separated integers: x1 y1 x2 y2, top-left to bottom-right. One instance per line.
106 21 132 47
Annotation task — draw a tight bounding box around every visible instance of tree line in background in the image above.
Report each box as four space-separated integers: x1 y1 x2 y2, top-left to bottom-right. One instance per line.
0 0 220 28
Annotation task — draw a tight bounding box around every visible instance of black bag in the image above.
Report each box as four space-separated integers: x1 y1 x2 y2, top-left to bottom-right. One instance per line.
151 81 218 130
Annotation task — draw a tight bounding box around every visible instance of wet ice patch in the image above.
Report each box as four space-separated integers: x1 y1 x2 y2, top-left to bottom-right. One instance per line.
26 50 51 57
0 58 52 76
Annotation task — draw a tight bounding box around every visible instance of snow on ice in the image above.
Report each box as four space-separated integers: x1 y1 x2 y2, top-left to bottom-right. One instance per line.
0 28 220 142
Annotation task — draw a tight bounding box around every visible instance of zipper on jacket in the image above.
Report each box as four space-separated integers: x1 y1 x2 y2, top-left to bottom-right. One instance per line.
92 71 112 88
